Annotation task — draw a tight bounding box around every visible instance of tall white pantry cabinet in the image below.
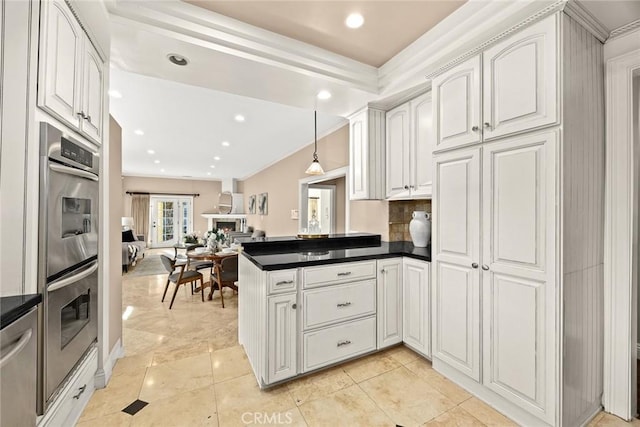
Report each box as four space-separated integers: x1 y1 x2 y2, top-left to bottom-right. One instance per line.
430 12 604 427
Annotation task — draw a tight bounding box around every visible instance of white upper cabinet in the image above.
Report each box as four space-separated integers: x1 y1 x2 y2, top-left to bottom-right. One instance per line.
385 92 434 199
80 41 104 143
386 103 411 198
410 92 434 198
432 15 557 151
432 56 481 153
349 108 385 200
482 16 558 140
39 0 105 144
39 0 82 129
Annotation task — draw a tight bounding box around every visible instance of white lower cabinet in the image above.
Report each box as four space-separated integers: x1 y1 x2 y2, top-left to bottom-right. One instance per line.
377 258 403 349
402 258 431 358
267 293 297 383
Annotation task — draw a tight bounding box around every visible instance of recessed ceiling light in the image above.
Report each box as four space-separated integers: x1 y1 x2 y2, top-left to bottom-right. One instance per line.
221 141 230 147
346 13 364 29
167 53 189 66
317 90 332 100
234 114 245 122
207 172 211 176
108 90 122 99
134 129 144 136
214 156 221 161
147 149 155 155
154 160 160 164
160 168 165 172
210 165 216 168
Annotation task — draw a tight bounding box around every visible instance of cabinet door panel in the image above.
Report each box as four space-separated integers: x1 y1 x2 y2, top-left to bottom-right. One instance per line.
81 41 103 143
411 92 434 197
433 148 480 266
432 147 481 380
349 113 368 199
268 294 297 383
377 259 403 349
482 131 556 423
39 0 81 128
482 132 556 277
432 56 480 152
433 261 480 381
483 15 558 140
386 104 411 198
403 259 430 357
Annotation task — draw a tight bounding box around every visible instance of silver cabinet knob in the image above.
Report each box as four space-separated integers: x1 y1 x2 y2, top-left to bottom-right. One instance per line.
380 269 386 274
471 263 478 269
482 265 489 271
471 126 479 132
484 122 491 128
404 185 409 190
292 303 297 310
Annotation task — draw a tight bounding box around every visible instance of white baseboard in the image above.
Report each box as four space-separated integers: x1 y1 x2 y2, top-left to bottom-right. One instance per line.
94 338 124 389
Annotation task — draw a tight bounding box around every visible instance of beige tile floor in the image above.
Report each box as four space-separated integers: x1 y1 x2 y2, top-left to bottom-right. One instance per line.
78 268 634 427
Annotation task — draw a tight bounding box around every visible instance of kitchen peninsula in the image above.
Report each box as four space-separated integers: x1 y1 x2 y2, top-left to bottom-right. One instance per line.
237 233 431 388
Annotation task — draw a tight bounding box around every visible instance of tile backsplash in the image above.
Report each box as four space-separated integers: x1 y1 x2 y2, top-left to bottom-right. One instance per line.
388 199 432 242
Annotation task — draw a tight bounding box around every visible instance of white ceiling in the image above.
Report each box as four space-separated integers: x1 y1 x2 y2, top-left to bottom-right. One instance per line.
110 68 347 180
109 0 640 181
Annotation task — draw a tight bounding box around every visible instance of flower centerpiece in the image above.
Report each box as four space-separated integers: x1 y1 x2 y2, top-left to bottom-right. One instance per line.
183 231 200 244
205 228 227 250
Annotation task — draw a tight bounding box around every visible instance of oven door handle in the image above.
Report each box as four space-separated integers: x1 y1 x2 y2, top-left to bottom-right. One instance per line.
48 261 98 292
0 327 33 369
49 162 98 182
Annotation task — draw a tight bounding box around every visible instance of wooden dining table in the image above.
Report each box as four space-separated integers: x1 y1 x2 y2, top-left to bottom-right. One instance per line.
186 250 239 300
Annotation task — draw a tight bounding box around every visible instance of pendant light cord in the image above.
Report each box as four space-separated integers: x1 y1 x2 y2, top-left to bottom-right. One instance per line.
313 110 318 161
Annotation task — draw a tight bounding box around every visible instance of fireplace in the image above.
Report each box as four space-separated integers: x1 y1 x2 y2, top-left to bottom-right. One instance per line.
202 214 247 233
214 220 237 232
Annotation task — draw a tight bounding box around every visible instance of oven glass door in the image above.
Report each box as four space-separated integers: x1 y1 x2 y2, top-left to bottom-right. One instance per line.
46 162 99 281
45 261 98 402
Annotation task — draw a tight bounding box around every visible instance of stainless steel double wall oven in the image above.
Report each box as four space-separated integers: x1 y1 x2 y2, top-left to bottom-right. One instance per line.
38 123 99 414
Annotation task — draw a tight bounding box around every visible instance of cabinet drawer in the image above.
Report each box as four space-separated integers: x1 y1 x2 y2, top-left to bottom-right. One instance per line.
267 269 297 295
302 316 376 372
303 279 376 330
303 260 376 289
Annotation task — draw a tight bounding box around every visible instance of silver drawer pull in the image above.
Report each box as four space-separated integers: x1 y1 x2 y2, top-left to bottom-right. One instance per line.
275 280 294 286
73 385 87 399
337 340 352 347
337 272 352 277
337 302 352 308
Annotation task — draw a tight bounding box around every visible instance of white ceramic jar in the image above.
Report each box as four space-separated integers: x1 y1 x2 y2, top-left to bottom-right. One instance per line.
409 211 431 247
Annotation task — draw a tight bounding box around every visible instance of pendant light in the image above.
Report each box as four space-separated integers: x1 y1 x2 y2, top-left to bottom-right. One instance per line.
305 110 325 175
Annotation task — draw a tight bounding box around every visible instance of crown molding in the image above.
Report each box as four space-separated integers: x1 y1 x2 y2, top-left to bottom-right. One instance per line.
368 82 431 111
107 0 379 93
609 19 640 40
563 0 610 42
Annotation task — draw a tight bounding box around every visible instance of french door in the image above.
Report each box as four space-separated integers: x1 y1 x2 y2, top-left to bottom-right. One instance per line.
149 196 193 248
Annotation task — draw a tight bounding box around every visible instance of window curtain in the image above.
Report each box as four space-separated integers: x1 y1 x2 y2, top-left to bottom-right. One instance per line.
131 194 150 242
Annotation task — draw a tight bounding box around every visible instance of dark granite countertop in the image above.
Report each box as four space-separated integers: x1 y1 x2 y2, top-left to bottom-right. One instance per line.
236 233 381 252
243 241 430 271
1 294 42 330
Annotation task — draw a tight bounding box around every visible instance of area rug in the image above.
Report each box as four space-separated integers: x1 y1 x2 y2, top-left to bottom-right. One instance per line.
124 250 167 277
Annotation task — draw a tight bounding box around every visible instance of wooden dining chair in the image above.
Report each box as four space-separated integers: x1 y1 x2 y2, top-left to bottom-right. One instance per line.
210 255 238 308
185 245 213 295
160 254 205 308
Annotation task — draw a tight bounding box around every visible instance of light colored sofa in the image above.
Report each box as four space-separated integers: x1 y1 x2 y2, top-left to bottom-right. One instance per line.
122 233 146 272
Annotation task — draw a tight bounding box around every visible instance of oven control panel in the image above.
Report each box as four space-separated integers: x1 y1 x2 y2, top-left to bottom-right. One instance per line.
61 138 93 168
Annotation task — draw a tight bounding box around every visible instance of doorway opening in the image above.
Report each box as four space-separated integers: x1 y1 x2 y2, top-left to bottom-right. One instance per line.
298 166 349 235
149 196 193 247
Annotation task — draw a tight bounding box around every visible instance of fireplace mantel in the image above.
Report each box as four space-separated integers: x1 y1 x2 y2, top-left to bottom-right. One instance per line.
201 214 247 232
